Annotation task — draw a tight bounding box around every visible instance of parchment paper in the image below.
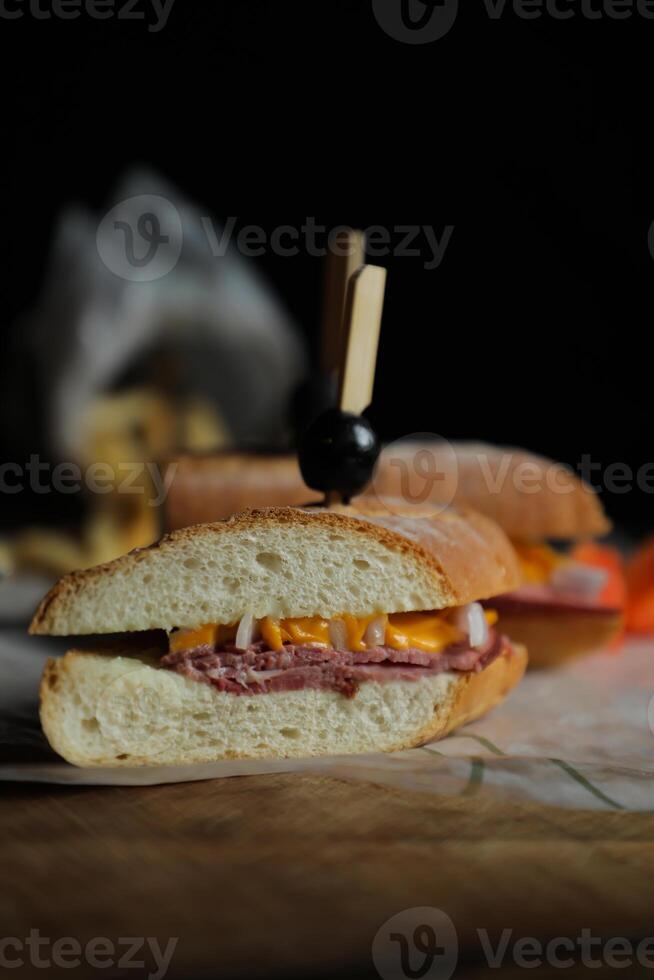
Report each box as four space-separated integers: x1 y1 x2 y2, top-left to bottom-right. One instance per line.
2 579 653 810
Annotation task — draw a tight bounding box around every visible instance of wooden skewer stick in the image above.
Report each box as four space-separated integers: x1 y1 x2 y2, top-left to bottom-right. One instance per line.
338 264 387 416
300 260 386 510
320 229 366 378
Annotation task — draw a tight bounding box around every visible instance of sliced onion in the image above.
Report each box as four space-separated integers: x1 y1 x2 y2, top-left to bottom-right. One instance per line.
329 618 348 650
364 616 387 648
453 602 489 650
235 612 256 650
551 563 608 601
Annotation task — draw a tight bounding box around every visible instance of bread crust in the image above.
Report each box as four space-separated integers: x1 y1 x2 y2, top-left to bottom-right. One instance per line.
402 642 528 747
389 442 611 542
39 643 528 767
30 505 521 636
495 608 623 669
162 444 610 542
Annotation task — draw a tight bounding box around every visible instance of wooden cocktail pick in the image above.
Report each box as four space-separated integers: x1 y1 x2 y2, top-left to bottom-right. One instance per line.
299 263 387 507
290 229 366 441
321 228 367 381
337 264 387 416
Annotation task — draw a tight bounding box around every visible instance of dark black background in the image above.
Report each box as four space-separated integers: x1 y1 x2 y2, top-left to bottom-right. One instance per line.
0 0 650 532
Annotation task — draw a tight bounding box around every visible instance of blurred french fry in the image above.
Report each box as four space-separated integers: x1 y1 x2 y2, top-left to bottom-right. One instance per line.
6 386 232 577
10 528 88 576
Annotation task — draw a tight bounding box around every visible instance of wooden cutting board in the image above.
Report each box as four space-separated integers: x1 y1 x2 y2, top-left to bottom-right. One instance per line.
2 773 654 979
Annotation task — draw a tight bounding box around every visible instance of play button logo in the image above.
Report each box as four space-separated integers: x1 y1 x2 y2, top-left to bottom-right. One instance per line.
372 907 459 980
372 0 459 43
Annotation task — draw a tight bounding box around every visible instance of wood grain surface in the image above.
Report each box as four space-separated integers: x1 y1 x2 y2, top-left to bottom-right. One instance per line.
2 773 654 979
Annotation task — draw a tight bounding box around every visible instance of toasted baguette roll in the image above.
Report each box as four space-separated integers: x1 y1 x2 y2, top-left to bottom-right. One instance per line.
373 441 610 541
40 643 527 766
30 504 521 636
161 443 610 541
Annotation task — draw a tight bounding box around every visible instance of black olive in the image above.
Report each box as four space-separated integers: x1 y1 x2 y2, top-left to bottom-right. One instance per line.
298 407 381 502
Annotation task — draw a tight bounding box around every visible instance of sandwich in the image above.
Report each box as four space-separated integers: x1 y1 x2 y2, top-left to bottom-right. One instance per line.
160 444 622 669
30 504 527 767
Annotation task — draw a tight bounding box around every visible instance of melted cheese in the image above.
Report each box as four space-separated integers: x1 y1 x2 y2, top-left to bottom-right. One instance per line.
281 617 331 646
385 612 463 652
169 609 499 655
342 614 376 652
259 616 331 648
260 617 284 651
484 608 499 628
169 623 218 653
513 541 566 584
169 622 238 653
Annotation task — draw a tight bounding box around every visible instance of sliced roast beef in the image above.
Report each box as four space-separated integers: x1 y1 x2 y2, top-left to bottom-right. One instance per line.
161 629 509 698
